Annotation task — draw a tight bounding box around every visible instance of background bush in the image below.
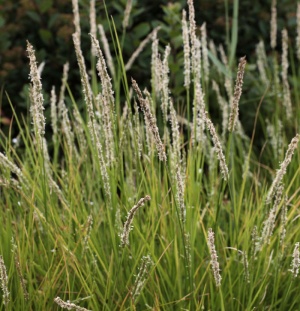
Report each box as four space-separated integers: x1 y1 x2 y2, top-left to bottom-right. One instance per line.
0 0 298 137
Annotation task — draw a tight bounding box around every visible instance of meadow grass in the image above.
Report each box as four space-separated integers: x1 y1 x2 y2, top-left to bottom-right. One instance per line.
0 0 299 310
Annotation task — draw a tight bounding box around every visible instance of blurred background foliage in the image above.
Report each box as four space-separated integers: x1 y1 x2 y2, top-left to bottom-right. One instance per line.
0 0 298 138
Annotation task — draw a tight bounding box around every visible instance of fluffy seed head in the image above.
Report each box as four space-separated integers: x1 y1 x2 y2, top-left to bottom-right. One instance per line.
27 41 46 144
256 40 269 86
201 22 209 82
270 0 277 49
132 79 167 161
123 0 132 29
266 134 299 204
0 255 9 305
281 29 292 120
228 56 247 132
207 228 222 287
182 9 190 88
120 195 151 247
131 255 153 300
54 297 91 311
204 112 229 181
89 0 97 55
289 242 300 278
187 0 197 77
72 0 81 38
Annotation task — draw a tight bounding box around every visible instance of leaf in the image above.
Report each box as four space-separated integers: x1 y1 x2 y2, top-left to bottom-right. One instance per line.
26 11 41 23
39 29 53 45
39 0 54 14
48 13 59 28
133 22 151 40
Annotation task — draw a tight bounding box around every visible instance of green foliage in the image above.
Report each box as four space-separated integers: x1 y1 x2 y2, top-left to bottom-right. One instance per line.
0 0 299 309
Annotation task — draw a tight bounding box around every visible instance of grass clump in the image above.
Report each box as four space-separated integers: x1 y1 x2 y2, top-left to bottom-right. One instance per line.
0 0 299 310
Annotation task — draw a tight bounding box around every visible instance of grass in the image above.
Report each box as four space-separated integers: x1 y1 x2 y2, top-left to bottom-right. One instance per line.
0 0 299 310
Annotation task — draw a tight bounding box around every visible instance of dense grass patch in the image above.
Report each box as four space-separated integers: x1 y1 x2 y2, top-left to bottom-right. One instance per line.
0 0 299 310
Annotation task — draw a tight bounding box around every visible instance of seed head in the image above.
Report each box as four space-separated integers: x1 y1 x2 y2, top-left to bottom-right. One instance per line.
207 228 222 287
120 195 151 247
228 56 247 132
